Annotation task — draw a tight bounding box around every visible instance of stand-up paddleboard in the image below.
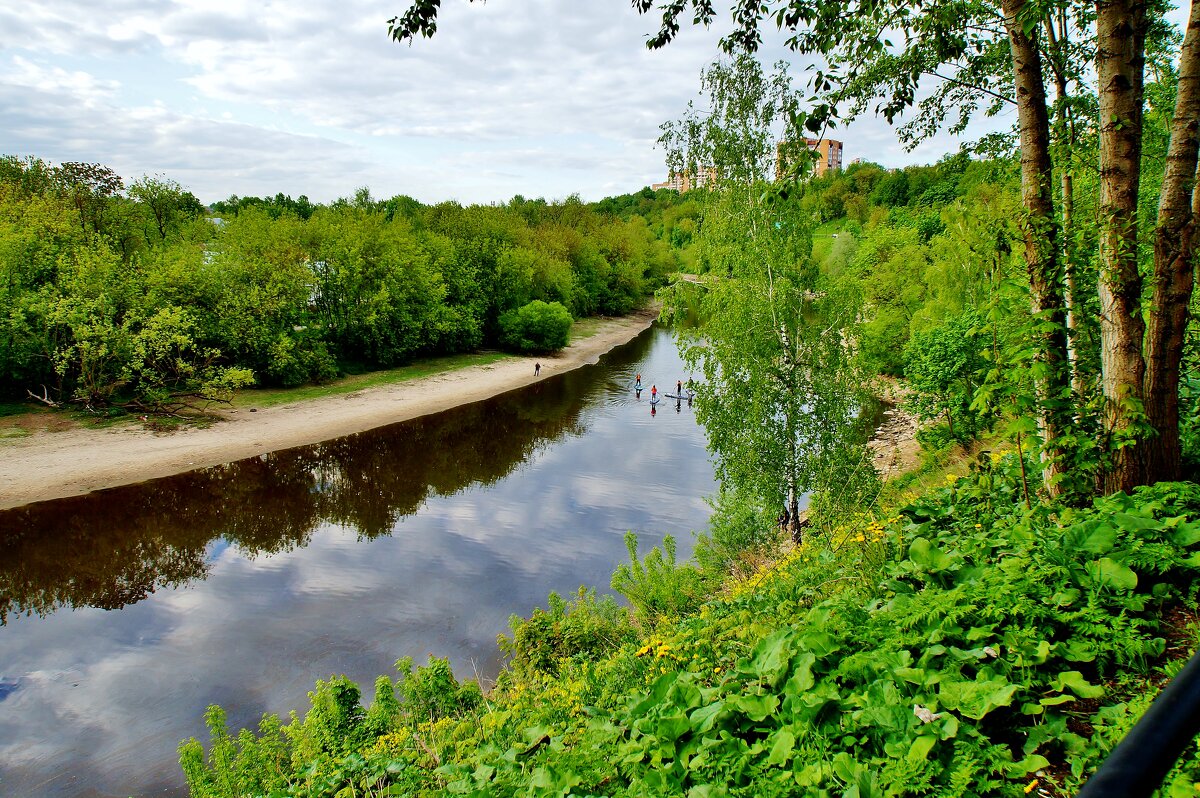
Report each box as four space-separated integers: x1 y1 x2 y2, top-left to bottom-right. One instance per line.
664 392 695 400
649 396 660 405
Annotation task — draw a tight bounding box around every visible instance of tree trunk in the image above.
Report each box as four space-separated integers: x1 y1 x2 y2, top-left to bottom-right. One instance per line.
1045 13 1086 400
1146 0 1200 483
1096 0 1149 494
1001 0 1071 497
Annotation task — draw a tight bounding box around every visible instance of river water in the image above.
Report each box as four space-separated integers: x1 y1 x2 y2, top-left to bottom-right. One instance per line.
0 326 717 797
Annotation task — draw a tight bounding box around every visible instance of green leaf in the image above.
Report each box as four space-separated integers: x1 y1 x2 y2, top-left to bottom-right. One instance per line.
689 701 726 733
732 693 780 722
908 537 955 572
1114 511 1161 531
1052 671 1104 699
751 630 795 686
784 652 817 693
939 675 1019 720
767 730 796 766
655 710 692 741
908 734 938 763
1085 557 1138 590
1171 521 1200 547
1078 523 1117 554
1009 754 1051 776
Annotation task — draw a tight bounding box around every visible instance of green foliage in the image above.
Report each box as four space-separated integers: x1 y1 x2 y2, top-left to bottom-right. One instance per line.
497 300 573 354
904 309 989 447
498 586 638 680
1 155 684 407
611 531 708 623
394 655 482 724
181 461 1200 798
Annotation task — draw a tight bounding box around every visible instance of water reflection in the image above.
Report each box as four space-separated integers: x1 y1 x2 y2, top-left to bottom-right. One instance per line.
0 331 655 623
0 326 717 798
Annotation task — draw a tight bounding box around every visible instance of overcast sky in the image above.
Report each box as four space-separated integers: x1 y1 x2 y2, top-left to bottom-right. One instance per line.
0 0 1017 206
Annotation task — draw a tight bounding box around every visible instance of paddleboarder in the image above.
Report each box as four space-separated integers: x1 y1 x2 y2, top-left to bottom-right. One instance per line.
651 384 657 399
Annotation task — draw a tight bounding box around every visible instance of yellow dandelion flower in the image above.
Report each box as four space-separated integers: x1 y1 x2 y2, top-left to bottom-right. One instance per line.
974 523 982 529
1024 779 1038 794
714 666 722 673
636 644 652 657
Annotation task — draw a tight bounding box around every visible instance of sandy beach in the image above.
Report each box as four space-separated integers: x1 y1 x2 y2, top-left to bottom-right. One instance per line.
0 308 659 510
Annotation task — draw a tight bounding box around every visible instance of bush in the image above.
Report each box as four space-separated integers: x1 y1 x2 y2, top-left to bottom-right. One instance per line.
610 531 708 622
497 300 572 353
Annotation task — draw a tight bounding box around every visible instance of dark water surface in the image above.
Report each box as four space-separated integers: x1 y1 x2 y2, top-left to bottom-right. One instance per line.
0 326 717 798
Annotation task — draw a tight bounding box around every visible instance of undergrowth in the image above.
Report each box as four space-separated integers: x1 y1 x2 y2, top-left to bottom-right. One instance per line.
180 456 1200 797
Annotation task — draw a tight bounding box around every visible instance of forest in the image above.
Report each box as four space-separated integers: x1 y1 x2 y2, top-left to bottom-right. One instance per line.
0 157 692 413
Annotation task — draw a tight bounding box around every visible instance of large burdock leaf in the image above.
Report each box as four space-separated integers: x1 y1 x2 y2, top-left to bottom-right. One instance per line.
1083 557 1138 591
939 674 1019 720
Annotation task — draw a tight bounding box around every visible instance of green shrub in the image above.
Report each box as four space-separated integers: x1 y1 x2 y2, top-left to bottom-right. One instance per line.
610 531 708 622
498 586 638 679
497 300 572 353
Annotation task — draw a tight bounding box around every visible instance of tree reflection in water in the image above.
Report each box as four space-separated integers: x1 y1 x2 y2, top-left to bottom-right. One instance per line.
0 330 652 624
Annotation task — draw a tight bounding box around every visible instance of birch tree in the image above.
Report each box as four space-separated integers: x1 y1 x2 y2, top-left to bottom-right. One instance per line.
660 57 871 542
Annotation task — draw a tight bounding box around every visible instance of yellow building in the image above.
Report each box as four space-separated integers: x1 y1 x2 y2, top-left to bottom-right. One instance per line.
651 166 717 192
776 138 844 179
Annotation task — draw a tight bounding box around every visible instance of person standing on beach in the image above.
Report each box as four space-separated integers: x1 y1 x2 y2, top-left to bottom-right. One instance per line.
534 362 541 376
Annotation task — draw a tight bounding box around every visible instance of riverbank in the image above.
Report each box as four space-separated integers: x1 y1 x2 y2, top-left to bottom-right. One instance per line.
0 308 659 509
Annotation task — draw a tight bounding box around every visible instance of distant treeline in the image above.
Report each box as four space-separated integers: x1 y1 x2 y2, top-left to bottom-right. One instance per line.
0 156 698 410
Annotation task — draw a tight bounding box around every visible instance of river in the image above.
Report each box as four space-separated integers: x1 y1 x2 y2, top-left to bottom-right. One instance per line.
0 326 717 797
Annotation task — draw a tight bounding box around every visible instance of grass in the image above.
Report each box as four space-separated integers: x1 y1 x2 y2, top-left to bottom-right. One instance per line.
230 351 513 410
0 400 28 419
569 316 608 340
810 219 851 265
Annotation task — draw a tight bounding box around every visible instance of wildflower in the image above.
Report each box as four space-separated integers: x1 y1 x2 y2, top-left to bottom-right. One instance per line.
974 523 982 529
854 534 865 542
656 645 671 657
714 666 722 674
636 644 652 657
1024 779 1038 794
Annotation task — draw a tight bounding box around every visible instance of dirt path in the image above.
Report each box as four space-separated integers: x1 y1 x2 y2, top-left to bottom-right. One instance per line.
0 309 658 510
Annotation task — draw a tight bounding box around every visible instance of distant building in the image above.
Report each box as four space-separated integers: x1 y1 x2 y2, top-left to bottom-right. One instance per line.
776 138 844 180
651 166 717 192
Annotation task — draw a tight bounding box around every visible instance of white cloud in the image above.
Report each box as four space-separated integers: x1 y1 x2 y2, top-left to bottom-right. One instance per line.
0 0 1033 203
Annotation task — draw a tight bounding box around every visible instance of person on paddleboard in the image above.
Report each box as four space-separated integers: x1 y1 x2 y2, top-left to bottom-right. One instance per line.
676 379 682 396
636 373 642 388
651 384 657 398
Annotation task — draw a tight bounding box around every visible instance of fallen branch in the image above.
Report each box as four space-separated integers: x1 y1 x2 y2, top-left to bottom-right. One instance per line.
25 385 59 408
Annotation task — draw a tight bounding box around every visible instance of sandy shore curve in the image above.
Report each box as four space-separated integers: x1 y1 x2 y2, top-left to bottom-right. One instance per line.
0 308 659 510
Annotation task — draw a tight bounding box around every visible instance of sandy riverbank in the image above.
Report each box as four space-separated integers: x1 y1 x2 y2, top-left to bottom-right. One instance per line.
0 308 659 510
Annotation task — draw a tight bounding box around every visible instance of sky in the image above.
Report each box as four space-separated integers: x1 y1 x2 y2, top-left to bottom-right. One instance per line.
0 0 1016 206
